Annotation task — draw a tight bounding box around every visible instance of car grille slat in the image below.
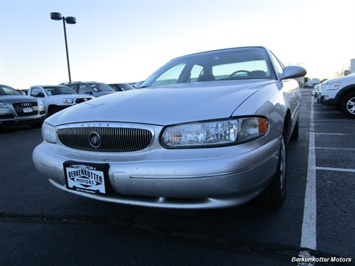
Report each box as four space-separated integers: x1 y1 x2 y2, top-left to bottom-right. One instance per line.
58 126 153 152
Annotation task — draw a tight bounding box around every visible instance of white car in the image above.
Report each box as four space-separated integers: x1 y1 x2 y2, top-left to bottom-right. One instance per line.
28 85 94 116
312 83 322 98
319 73 355 118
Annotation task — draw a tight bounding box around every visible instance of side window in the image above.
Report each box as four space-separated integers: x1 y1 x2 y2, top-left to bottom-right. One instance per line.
30 87 42 97
190 65 204 83
79 84 90 94
151 63 186 87
269 51 284 75
67 84 77 92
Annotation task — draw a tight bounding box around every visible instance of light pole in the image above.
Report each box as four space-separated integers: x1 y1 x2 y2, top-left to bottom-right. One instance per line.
50 12 76 83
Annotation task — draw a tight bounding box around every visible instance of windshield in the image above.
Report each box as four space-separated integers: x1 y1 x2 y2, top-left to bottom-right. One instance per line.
0 85 22 96
89 83 115 92
44 86 76 95
142 47 273 88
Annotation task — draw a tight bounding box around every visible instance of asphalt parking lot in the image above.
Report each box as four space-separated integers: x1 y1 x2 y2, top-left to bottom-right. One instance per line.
303 89 354 259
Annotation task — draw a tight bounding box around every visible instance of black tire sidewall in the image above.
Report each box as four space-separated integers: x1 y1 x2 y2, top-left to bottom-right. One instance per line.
340 93 355 118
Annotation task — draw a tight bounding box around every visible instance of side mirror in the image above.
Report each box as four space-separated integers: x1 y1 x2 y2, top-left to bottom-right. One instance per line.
280 66 307 80
37 92 45 98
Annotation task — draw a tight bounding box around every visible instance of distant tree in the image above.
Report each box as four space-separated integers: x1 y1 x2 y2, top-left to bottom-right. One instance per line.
335 66 350 77
335 69 343 77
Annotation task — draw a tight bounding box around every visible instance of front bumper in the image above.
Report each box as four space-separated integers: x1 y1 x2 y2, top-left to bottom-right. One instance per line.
33 138 280 209
319 95 337 105
320 90 338 105
0 113 46 126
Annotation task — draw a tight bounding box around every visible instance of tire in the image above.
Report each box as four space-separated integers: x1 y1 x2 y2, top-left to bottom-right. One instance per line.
31 121 43 128
290 120 299 141
256 135 287 209
339 93 355 118
48 106 60 116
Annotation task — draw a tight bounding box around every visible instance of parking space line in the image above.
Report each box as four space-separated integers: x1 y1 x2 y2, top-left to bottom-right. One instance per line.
316 167 355 173
314 133 347 136
314 147 355 151
313 119 349 122
300 98 317 250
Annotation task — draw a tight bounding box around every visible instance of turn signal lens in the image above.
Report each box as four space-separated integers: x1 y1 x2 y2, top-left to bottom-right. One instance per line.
258 118 269 135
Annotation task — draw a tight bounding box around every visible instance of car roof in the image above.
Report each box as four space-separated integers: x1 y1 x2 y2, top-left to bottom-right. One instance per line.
61 81 99 84
32 85 71 88
173 46 268 59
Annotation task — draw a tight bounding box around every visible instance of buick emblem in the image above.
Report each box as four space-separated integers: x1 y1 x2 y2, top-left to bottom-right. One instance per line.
88 131 101 148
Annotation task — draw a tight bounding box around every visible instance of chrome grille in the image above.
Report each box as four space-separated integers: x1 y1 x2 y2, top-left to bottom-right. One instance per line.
58 126 153 152
12 102 39 117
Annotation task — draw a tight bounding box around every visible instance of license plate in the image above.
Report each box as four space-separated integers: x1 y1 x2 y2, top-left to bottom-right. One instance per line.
23 107 33 113
64 161 109 195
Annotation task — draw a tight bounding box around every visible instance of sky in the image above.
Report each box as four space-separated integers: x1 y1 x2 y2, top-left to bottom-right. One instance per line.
0 0 354 89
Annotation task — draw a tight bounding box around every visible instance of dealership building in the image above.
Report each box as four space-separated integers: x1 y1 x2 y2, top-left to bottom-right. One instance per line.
351 59 355 73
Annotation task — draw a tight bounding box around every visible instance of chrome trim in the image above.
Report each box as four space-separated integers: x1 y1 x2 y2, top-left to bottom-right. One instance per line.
57 122 155 152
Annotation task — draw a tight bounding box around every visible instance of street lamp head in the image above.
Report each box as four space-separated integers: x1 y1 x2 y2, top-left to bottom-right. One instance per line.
51 12 76 24
65 16 76 24
50 12 63 21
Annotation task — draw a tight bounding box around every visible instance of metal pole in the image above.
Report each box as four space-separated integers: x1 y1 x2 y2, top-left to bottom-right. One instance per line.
62 17 72 83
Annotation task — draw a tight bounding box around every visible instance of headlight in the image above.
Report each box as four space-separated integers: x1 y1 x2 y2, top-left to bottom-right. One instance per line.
62 98 75 104
42 122 57 143
324 82 341 91
37 99 45 111
0 102 9 108
161 117 269 148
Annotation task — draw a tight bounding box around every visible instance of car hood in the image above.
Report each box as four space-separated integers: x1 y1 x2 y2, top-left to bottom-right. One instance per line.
324 73 355 84
48 94 93 99
47 80 275 126
0 95 37 103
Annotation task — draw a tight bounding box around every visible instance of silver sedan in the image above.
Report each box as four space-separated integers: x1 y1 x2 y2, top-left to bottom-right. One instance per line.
33 46 306 209
0 84 46 127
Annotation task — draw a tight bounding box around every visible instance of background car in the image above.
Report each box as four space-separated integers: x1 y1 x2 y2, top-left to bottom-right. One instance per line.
319 73 355 118
16 89 28 96
61 81 115 97
0 84 45 128
33 46 306 210
28 85 94 116
312 82 325 102
108 83 134 91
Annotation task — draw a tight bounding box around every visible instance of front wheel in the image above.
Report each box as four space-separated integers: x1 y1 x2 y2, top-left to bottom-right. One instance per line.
290 120 299 141
339 93 355 118
48 106 60 116
31 121 43 128
256 136 287 209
